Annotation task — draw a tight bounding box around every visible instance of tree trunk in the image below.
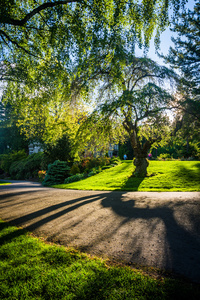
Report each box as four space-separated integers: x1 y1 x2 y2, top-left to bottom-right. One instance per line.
123 121 150 177
133 156 149 177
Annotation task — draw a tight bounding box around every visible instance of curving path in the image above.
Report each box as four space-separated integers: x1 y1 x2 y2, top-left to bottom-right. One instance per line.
0 180 200 283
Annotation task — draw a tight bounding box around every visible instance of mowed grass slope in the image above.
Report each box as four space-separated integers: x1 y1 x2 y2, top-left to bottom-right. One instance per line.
55 161 200 191
0 219 200 299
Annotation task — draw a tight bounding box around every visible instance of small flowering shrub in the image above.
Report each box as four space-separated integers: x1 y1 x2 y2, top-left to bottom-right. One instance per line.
80 157 111 172
38 170 46 181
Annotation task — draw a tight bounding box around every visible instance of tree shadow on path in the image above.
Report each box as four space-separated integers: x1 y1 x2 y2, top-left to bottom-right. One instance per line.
101 193 200 283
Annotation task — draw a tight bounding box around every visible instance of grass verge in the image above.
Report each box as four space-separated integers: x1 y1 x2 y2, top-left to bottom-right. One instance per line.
0 219 199 299
54 161 200 191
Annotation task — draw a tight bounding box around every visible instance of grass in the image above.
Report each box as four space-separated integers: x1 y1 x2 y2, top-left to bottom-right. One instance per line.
54 161 200 192
0 219 199 299
0 180 11 186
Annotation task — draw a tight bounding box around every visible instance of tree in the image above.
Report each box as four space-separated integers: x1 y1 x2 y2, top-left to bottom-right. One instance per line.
164 1 200 157
0 0 189 85
0 0 187 54
166 1 200 123
167 2 200 93
0 101 28 154
83 55 176 176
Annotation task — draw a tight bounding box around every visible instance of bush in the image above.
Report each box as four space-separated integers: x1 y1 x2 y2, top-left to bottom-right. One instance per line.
70 164 81 175
80 156 111 172
42 160 70 186
43 134 75 163
9 152 45 179
0 150 27 174
157 153 172 161
38 170 46 181
110 156 121 165
64 173 85 184
101 165 112 170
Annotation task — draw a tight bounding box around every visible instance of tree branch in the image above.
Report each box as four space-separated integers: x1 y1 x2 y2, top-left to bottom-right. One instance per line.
1 1 80 26
0 30 39 57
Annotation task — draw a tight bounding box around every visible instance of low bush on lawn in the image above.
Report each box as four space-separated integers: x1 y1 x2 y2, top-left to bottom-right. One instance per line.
64 173 85 184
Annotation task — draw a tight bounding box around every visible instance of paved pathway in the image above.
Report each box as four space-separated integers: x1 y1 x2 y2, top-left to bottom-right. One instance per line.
0 180 200 282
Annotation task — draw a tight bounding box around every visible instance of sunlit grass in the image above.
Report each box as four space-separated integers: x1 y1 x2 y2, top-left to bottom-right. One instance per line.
0 219 199 299
54 161 200 191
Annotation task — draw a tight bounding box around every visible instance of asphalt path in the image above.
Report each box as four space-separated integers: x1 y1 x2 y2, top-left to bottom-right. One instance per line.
0 180 200 283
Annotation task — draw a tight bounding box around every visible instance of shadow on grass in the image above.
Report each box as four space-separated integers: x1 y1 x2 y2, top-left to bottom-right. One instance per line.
121 175 145 191
0 221 27 246
175 162 200 182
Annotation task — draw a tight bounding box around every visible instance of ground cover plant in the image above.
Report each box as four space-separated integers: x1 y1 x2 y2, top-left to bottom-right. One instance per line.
54 161 200 191
0 219 199 300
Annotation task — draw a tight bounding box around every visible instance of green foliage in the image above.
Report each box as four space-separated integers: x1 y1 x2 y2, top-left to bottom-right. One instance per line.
70 164 81 175
157 153 172 160
80 156 111 172
110 156 121 165
64 173 85 184
44 133 75 164
119 140 134 160
9 152 45 180
0 150 27 173
0 101 28 154
88 167 102 177
1 219 200 300
167 2 200 94
42 160 70 186
0 0 186 63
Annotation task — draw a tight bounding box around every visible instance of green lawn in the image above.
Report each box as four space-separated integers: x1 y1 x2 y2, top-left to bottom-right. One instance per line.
0 219 199 299
54 161 200 191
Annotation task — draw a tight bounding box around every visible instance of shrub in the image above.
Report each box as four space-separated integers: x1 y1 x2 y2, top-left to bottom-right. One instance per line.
157 153 171 161
80 156 111 172
64 174 85 184
110 156 121 165
0 150 27 174
43 134 75 163
38 170 46 181
42 160 70 186
102 165 112 170
70 164 81 175
9 152 45 179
